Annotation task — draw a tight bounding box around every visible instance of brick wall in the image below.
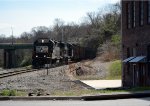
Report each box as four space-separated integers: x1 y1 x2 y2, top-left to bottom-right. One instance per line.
122 0 150 87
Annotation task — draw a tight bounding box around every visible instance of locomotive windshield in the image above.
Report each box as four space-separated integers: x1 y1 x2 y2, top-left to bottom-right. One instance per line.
36 46 48 53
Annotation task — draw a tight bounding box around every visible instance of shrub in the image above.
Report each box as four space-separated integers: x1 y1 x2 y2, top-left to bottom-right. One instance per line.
111 34 121 45
0 90 26 96
20 56 32 67
108 60 121 79
1 90 10 96
100 35 121 61
1 90 17 96
9 90 17 96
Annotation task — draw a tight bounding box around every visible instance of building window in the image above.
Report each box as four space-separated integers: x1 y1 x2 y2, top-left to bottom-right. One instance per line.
139 1 144 26
127 3 132 29
127 2 135 29
148 1 150 24
133 1 136 27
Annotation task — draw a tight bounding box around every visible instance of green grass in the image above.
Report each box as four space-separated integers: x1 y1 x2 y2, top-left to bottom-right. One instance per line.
106 60 121 79
52 89 115 96
0 87 150 97
0 90 27 96
52 87 150 96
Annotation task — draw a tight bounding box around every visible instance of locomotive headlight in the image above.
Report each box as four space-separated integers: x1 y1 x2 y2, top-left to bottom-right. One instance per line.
44 55 46 57
36 55 38 57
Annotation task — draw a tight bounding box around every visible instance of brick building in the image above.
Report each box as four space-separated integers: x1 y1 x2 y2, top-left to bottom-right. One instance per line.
122 0 150 87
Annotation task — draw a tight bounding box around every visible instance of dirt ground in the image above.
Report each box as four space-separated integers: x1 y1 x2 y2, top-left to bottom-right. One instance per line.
67 57 113 80
0 57 113 96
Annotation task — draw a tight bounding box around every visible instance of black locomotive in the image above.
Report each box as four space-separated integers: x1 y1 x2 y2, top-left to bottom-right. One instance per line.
32 38 96 68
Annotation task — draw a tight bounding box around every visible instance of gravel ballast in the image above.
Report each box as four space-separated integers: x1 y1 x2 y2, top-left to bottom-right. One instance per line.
0 65 85 95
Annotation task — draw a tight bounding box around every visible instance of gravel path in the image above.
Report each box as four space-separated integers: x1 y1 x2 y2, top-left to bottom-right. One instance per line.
0 67 30 74
0 65 85 95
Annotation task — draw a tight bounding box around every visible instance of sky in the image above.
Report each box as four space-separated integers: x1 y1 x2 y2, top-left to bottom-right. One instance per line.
0 0 119 37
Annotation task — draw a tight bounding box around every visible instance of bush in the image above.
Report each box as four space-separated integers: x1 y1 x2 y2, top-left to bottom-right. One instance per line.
20 56 32 67
1 90 10 96
0 90 17 96
108 60 121 79
100 35 121 61
9 90 17 96
100 41 120 61
111 34 121 45
0 90 26 96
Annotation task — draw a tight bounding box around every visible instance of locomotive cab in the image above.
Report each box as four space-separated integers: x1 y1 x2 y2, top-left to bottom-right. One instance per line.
32 38 54 68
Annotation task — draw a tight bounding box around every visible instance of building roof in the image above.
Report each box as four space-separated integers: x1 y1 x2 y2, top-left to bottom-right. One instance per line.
129 56 146 63
123 57 135 63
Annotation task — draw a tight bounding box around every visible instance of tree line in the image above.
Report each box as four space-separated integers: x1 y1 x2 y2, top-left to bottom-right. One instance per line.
0 3 121 67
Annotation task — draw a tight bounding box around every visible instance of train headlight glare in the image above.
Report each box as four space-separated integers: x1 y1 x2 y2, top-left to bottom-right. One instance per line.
36 55 38 57
44 55 46 57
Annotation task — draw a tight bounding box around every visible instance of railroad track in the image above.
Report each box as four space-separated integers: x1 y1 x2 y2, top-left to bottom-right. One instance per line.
0 62 69 79
0 68 38 79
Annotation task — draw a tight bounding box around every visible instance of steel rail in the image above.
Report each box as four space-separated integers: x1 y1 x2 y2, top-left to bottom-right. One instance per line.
0 68 38 79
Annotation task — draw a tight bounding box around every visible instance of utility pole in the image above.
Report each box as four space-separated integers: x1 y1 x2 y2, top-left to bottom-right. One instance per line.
11 27 14 45
61 28 64 42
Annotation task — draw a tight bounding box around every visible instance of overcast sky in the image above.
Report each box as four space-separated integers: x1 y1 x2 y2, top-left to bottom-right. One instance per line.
0 0 119 37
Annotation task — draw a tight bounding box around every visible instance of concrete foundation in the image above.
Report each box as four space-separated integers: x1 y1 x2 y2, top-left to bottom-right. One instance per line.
4 49 16 69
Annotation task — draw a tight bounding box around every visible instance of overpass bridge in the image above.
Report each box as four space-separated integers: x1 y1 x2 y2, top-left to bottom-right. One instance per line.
0 43 33 68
